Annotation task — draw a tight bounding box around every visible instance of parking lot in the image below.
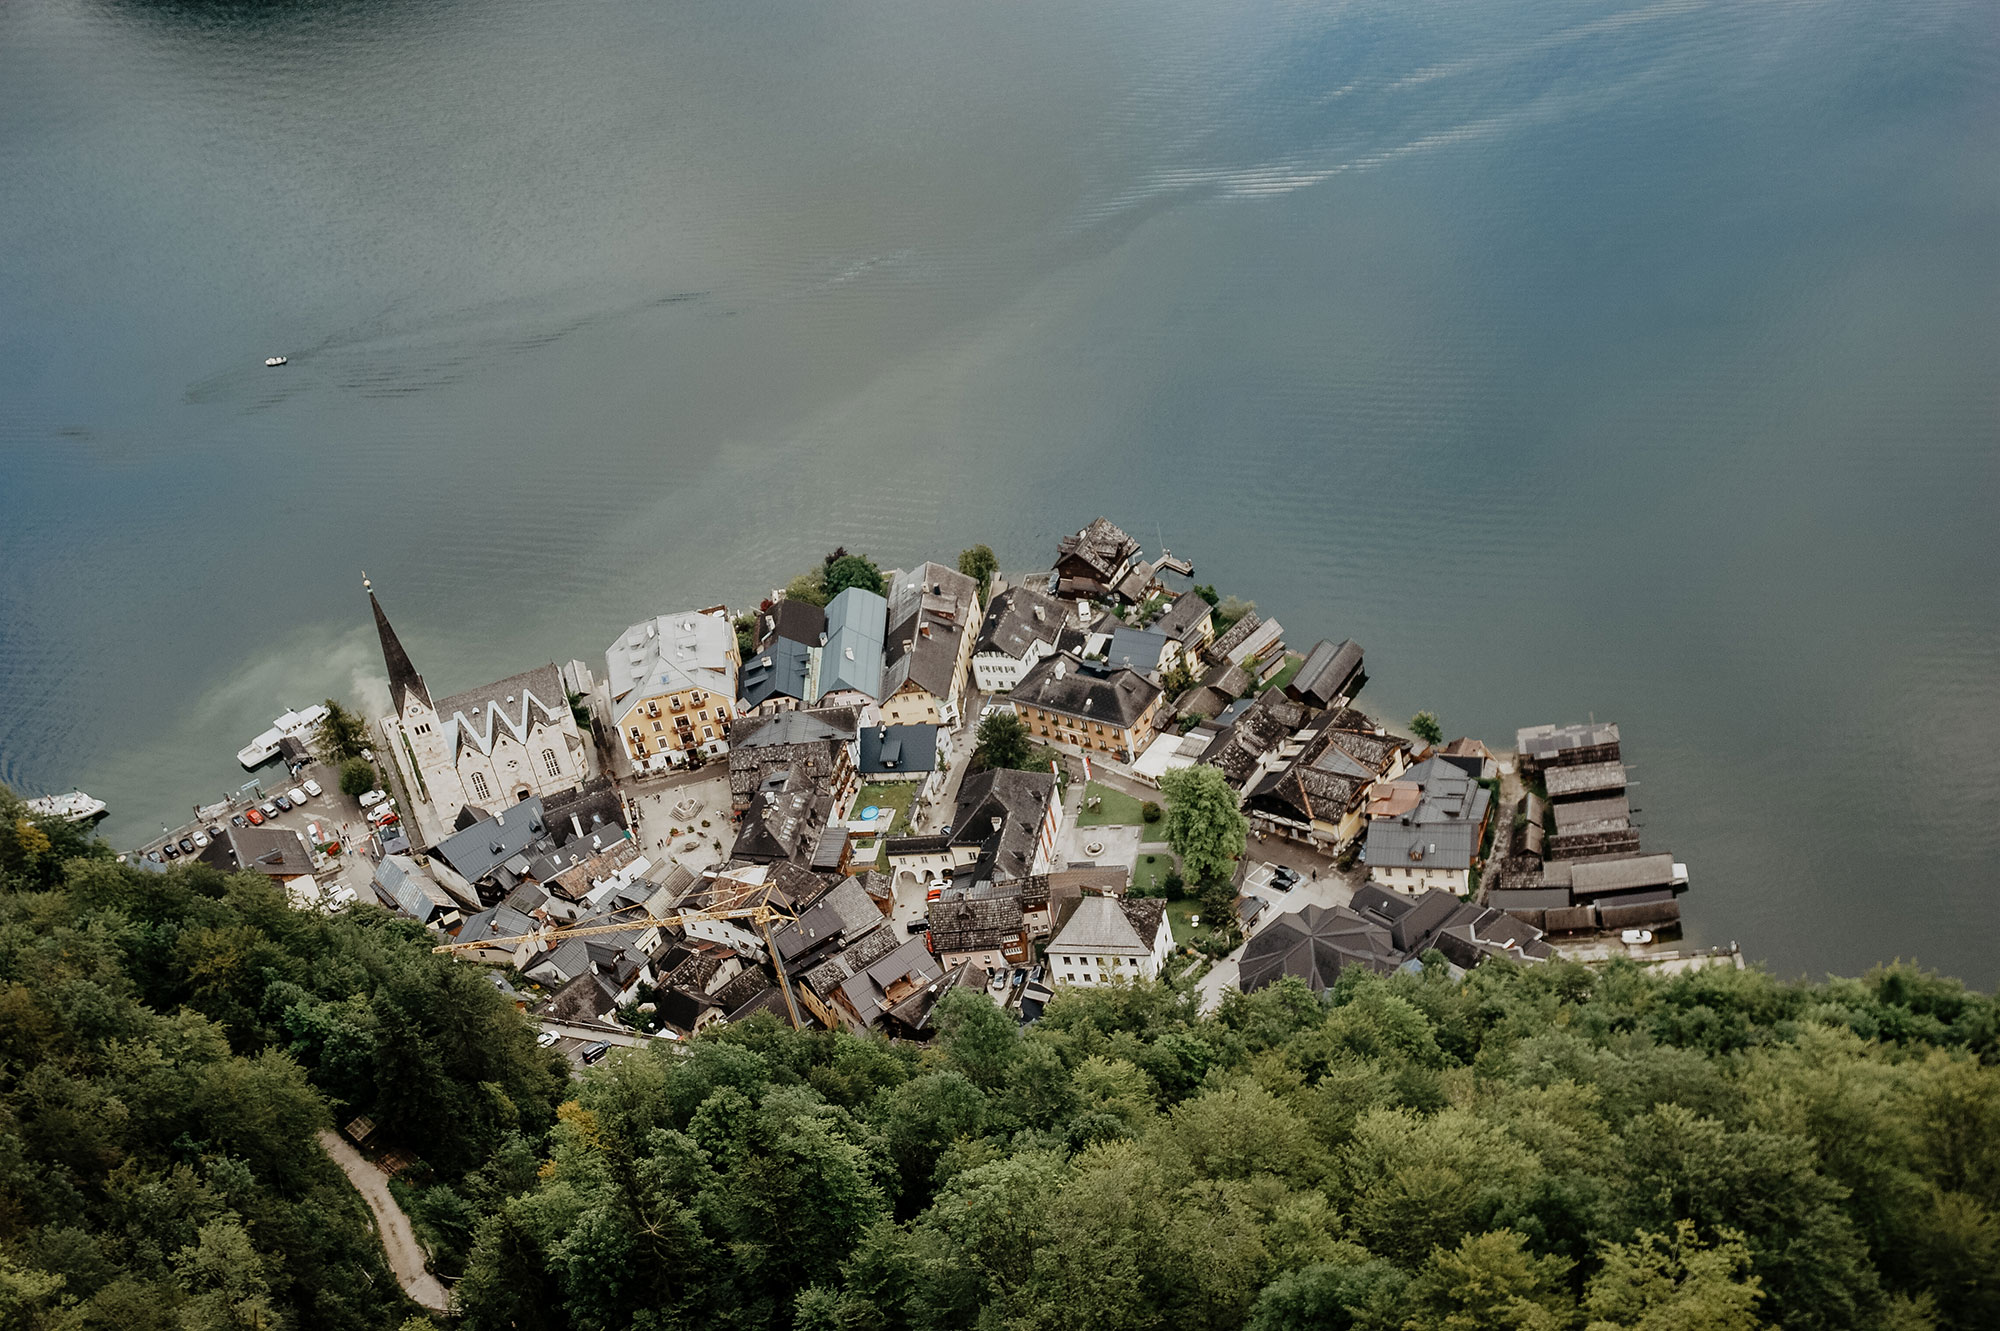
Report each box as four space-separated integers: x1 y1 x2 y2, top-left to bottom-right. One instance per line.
127 758 390 901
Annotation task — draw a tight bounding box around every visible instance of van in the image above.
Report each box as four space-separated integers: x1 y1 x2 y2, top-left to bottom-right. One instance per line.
580 1041 612 1065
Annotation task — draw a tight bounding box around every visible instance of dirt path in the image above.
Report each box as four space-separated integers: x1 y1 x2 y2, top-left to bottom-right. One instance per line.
319 1130 451 1315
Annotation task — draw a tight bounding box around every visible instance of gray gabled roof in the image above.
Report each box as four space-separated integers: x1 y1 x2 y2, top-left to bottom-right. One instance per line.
431 663 570 760
1048 894 1151 955
1364 756 1491 871
431 798 550 883
1151 593 1212 644
818 587 887 700
1102 627 1171 674
1013 652 1160 729
975 586 1074 658
1289 639 1365 708
859 724 939 775
739 635 814 709
604 611 736 706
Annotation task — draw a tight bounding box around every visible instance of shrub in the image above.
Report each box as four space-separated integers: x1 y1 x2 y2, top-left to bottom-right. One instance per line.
338 756 377 798
1142 801 1163 823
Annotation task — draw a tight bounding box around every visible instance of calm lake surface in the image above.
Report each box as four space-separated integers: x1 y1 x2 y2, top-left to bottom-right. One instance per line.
2 0 1995 982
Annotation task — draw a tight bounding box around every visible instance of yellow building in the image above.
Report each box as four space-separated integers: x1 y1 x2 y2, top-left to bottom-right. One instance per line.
1010 653 1163 763
605 608 741 773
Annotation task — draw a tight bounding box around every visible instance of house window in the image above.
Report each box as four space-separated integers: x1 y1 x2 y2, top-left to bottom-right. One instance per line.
629 727 641 739
703 726 714 740
652 721 663 732
542 748 560 778
469 772 490 801
698 710 709 721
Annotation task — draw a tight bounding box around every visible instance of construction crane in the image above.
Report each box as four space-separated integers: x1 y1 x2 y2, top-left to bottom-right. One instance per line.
432 901 805 1030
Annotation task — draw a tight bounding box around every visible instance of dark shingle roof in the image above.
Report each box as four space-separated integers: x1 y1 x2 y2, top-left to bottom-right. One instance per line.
1238 904 1400 992
1013 653 1159 729
859 724 939 775
1288 639 1365 708
1151 593 1212 644
975 587 1075 658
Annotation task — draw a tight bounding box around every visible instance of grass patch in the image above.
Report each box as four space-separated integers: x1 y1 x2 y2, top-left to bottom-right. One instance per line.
849 782 917 837
1077 782 1167 842
1166 898 1227 949
1131 852 1176 897
1257 651 1305 695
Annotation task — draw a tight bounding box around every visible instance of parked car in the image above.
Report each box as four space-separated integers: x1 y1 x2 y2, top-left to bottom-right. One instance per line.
358 789 388 809
580 1041 612 1065
245 807 267 825
162 842 180 859
206 825 223 838
306 822 325 845
372 811 400 829
906 919 929 935
191 831 209 849
536 1031 560 1048
301 778 323 798
145 851 163 864
177 837 195 855
271 794 291 812
288 787 309 805
926 886 943 903
231 813 248 828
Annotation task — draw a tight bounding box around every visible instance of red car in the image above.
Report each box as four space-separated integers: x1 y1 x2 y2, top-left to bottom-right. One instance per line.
243 807 265 825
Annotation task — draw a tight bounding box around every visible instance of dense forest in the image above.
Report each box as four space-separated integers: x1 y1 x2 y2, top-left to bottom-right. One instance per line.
5 787 2000 1331
0 788 563 1330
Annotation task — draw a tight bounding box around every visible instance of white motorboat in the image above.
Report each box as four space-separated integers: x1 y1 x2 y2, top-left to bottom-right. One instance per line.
264 356 288 367
25 790 109 824
236 703 331 768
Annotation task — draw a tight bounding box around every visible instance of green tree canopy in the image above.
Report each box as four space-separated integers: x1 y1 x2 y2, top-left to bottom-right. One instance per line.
785 568 830 606
957 544 999 601
339 755 378 797
823 550 885 599
973 711 1034 771
1411 711 1444 745
1159 763 1248 885
316 698 370 763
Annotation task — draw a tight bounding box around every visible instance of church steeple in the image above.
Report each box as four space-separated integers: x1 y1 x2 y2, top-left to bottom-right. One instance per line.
365 573 431 713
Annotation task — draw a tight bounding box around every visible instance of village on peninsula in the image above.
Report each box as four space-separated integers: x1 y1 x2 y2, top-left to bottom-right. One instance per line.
114 517 1723 1064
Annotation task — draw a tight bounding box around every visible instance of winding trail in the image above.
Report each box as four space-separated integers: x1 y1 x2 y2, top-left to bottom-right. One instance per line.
318 1130 452 1314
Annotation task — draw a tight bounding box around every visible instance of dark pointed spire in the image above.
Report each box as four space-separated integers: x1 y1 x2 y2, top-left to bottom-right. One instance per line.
366 573 431 713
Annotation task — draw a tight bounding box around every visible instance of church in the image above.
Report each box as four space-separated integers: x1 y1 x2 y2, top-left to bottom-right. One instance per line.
369 581 588 831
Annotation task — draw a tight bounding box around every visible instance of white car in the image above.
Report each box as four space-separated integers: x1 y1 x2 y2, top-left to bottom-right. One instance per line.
288 787 309 805
306 821 325 845
358 789 387 808
1620 929 1654 945
301 778 323 798
536 1031 559 1048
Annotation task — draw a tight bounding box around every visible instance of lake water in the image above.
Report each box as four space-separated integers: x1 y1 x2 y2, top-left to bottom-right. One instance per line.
1 0 1994 982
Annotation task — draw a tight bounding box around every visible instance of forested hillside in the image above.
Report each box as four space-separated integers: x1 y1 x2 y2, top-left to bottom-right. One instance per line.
0 789 563 1330
4 787 1999 1331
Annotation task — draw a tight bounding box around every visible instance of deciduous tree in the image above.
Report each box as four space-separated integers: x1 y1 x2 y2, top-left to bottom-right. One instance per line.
1159 764 1247 886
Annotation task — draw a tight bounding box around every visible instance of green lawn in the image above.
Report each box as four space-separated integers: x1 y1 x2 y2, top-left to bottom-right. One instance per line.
849 782 917 837
1131 852 1176 897
1077 782 1167 842
1257 651 1305 694
1166 898 1228 949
